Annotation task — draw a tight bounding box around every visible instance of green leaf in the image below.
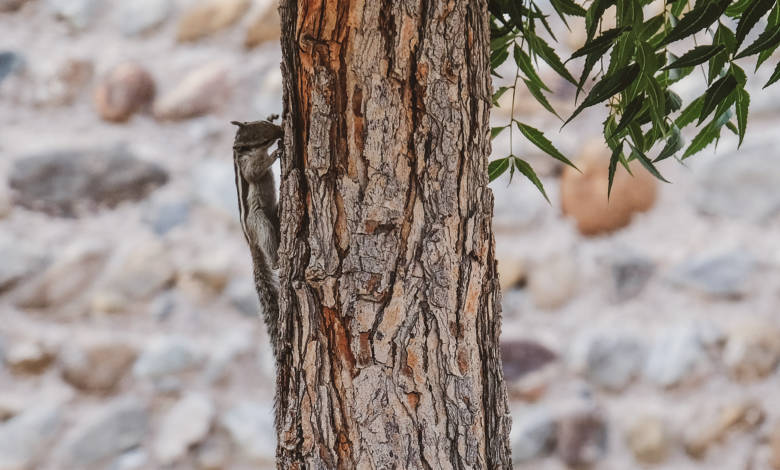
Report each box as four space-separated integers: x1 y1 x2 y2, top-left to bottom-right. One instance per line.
682 124 720 158
698 73 738 124
735 23 780 58
607 34 636 75
523 79 560 117
566 63 641 124
607 142 624 198
675 96 704 128
627 142 670 182
514 46 551 92
661 0 731 46
491 125 509 139
586 0 617 42
663 45 725 69
670 0 688 17
570 26 629 60
655 125 684 161
492 86 511 106
725 0 753 17
612 94 646 136
488 157 510 181
490 45 510 75
709 24 735 83
764 61 780 88
734 87 749 146
515 122 577 168
512 157 550 202
528 35 579 85
735 0 775 49
756 4 780 68
638 14 665 37
550 0 587 16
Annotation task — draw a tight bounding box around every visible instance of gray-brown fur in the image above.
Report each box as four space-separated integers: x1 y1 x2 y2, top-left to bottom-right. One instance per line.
231 119 283 356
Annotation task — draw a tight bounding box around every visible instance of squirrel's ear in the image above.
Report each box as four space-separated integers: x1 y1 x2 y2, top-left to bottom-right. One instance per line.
230 121 244 127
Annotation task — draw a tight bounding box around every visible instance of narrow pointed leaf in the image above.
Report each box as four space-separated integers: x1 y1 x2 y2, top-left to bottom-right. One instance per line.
515 122 577 168
513 157 550 202
698 73 737 124
612 94 646 136
735 24 780 58
734 87 749 146
663 45 725 69
765 62 780 88
570 26 629 60
735 0 775 49
523 79 560 117
661 0 731 46
675 96 704 127
529 35 579 85
682 124 720 158
514 46 551 92
550 0 587 16
628 142 670 182
566 63 641 124
491 125 509 139
655 125 684 161
725 0 752 17
488 157 510 181
756 4 780 68
607 142 623 198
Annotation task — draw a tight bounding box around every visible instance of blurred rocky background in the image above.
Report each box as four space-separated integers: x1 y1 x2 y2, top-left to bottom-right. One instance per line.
1 1 779 469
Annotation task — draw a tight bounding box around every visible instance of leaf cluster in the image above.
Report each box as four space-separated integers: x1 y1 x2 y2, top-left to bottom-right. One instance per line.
488 0 780 197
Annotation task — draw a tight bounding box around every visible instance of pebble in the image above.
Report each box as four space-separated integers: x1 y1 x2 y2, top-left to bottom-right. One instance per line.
626 415 671 464
220 401 276 462
669 250 755 298
142 196 191 235
154 393 214 464
132 336 203 380
13 241 108 309
556 410 608 467
177 0 251 42
225 278 260 317
0 0 29 12
9 145 169 217
510 407 556 462
527 251 578 310
0 51 23 83
571 331 644 391
723 322 780 381
110 449 148 470
106 239 176 301
4 340 56 375
560 139 658 236
179 250 233 294
59 399 148 467
94 63 155 122
43 58 94 106
0 233 48 293
771 421 780 470
195 433 231 470
244 3 281 48
684 401 765 459
60 340 137 392
115 0 172 36
693 145 780 222
501 339 557 382
153 63 230 120
495 239 527 290
643 324 709 388
46 0 99 30
607 248 655 301
192 159 241 220
0 405 63 470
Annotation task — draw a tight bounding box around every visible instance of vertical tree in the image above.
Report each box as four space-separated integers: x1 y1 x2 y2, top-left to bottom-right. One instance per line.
275 0 511 467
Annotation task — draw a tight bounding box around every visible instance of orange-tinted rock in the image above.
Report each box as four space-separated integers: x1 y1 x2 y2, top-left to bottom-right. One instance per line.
177 0 250 42
244 4 281 48
560 139 658 236
94 63 155 123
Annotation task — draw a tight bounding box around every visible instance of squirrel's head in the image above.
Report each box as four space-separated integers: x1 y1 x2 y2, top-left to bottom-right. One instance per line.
231 120 283 151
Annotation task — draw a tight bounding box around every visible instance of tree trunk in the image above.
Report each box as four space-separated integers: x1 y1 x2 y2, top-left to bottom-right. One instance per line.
275 0 512 468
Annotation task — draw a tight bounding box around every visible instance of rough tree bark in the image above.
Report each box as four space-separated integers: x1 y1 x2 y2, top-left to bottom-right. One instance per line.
276 0 512 468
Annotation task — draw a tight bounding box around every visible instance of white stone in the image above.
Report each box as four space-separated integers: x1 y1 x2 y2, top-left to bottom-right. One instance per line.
155 394 215 464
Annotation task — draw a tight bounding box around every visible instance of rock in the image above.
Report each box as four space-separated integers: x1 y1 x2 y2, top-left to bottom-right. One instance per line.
693 145 780 222
60 399 148 467
142 196 191 235
501 339 557 382
0 234 48 293
0 394 26 422
4 341 56 375
45 58 93 106
669 250 755 298
607 249 655 301
510 407 556 463
571 332 644 391
0 0 30 12
0 185 11 219
723 322 780 381
153 64 230 120
60 340 137 392
244 3 281 48
192 159 240 219
221 401 276 463
684 401 764 459
94 63 155 122
9 146 169 217
643 324 710 388
132 337 203 380
225 278 260 317
560 139 658 236
195 433 231 470
527 252 578 310
180 250 232 294
89 290 128 314
177 0 251 42
106 240 176 300
626 415 670 464
115 0 171 36
110 449 148 470
490 171 546 232
0 405 63 470
556 410 608 467
154 393 214 464
495 240 526 290
46 0 99 30
13 241 108 309
0 52 23 83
